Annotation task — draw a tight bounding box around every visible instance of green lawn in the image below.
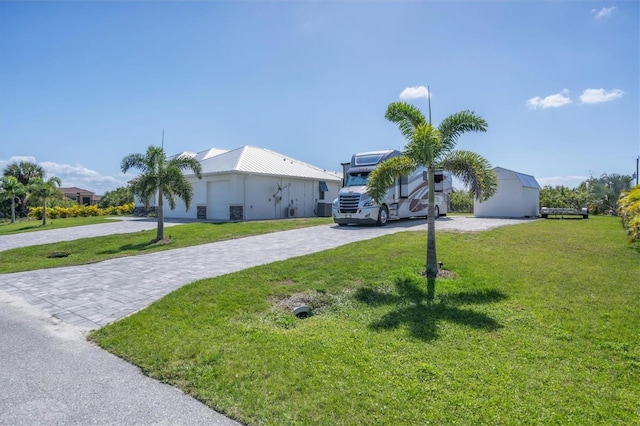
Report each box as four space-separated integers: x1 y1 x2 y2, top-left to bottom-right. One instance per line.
0 216 115 235
0 217 334 273
89 216 640 425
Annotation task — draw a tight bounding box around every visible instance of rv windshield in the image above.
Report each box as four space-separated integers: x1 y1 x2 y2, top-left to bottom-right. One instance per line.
346 172 369 186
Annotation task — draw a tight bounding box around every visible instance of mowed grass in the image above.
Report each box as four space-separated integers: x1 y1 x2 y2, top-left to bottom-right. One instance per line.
0 216 115 235
90 216 640 425
0 217 333 273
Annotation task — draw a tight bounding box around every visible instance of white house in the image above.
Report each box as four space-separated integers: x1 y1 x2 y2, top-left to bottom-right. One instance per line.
474 167 541 218
161 145 342 221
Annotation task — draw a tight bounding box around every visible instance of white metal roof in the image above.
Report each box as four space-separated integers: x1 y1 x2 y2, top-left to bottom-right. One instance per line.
495 167 541 189
174 148 228 161
186 145 341 181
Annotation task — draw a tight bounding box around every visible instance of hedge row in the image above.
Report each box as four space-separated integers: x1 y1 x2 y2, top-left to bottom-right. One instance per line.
28 203 135 220
618 185 640 243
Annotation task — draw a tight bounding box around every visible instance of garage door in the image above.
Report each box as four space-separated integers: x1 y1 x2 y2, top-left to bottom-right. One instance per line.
207 180 230 220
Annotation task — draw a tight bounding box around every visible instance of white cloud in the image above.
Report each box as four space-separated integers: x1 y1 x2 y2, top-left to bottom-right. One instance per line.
579 88 624 104
0 156 128 195
0 156 38 167
526 90 572 109
537 175 589 188
399 86 431 101
591 6 616 20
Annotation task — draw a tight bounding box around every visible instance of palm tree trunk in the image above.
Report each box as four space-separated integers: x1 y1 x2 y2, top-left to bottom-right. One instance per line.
156 189 165 241
426 167 438 301
42 199 47 226
10 198 16 224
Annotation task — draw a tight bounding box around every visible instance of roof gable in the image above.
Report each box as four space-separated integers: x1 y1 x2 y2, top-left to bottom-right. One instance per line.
59 187 95 195
495 167 540 189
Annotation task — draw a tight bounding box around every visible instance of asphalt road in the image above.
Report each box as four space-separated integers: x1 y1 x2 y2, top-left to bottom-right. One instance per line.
0 292 241 426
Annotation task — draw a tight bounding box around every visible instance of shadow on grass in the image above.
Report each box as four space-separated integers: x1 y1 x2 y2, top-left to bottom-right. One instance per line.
97 241 161 254
0 224 44 234
355 276 506 342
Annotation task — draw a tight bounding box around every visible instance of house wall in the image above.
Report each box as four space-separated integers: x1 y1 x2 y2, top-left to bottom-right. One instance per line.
474 169 539 218
163 173 340 221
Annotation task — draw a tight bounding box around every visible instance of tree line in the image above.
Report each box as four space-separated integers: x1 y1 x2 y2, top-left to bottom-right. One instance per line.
0 160 134 224
448 173 635 216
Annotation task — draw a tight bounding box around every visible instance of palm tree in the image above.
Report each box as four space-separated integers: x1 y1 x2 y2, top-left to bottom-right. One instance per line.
1 176 25 223
3 160 45 217
368 101 497 301
28 176 62 226
121 145 202 242
3 161 45 185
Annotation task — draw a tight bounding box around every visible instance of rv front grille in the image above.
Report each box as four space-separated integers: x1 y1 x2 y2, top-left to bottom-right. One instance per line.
339 194 360 213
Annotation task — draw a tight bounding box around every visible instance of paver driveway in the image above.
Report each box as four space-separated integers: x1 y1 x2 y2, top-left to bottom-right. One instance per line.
0 217 529 329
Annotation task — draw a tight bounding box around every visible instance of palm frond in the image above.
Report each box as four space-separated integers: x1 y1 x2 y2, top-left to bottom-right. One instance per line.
385 102 427 141
162 167 195 210
120 153 146 174
438 110 487 153
131 175 158 206
169 156 203 179
439 150 497 202
367 156 417 203
403 124 440 166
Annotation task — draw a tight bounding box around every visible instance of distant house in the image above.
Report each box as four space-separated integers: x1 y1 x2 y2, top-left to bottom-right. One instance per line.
474 167 541 218
154 145 342 221
60 187 102 206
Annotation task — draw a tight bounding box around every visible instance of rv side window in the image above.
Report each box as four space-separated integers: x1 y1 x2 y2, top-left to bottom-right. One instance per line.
346 173 369 186
400 176 409 198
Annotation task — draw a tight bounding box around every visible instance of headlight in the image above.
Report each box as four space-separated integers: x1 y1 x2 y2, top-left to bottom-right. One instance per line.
332 198 339 207
363 198 377 207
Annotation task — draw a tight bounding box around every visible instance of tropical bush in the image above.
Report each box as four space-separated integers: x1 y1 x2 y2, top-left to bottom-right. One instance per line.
587 173 634 215
618 185 640 243
449 189 474 213
99 186 134 208
28 203 134 220
539 184 589 210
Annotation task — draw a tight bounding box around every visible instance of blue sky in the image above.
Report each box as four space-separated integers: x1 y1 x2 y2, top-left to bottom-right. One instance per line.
1 1 638 194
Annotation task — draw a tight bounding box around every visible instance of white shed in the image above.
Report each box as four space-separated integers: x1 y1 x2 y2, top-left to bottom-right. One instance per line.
474 167 541 218
162 145 342 221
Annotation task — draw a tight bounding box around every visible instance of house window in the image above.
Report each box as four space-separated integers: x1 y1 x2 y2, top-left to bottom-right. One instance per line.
319 181 328 200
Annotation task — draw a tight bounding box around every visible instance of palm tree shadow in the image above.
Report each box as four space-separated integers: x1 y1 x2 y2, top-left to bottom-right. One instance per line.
354 276 506 342
97 241 158 254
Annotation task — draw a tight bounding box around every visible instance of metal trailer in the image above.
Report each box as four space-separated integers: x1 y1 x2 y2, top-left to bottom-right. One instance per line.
540 207 589 219
332 150 452 226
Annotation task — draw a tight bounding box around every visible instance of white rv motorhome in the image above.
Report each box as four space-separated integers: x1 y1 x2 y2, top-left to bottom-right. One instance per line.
332 150 452 226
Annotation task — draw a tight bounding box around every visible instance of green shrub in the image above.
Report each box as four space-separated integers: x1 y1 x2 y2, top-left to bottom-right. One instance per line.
449 189 474 213
618 185 640 243
28 203 135 220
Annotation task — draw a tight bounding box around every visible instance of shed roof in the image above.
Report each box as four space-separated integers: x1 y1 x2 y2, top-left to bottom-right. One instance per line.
178 145 341 181
495 167 540 189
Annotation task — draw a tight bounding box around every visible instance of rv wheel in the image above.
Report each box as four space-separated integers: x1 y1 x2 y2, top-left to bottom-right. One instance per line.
426 206 440 219
377 206 389 226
